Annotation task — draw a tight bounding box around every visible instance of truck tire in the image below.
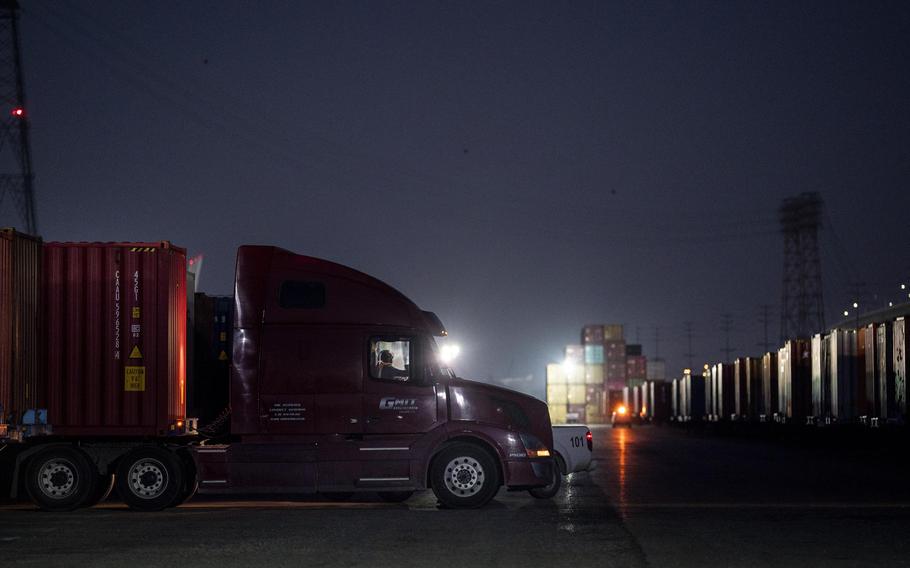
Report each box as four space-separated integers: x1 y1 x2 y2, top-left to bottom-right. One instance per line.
84 474 115 507
377 491 414 503
430 443 500 509
115 447 185 512
169 451 198 507
528 456 562 499
170 478 198 508
24 446 99 512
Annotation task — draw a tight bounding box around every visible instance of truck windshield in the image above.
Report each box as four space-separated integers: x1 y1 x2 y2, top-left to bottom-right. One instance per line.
424 336 456 380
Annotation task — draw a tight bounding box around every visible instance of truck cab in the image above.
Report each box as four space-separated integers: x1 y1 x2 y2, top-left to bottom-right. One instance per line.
193 246 554 508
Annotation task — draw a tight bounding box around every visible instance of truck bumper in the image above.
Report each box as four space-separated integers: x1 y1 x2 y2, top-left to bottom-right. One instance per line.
504 458 553 489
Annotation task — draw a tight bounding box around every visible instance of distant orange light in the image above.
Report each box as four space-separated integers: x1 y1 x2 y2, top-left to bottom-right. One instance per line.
616 405 628 415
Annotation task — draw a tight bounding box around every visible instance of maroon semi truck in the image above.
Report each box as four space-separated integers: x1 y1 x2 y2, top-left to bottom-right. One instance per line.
0 234 554 510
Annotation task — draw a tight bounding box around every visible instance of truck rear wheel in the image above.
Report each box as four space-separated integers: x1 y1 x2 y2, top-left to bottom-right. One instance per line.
84 474 115 507
430 443 499 509
24 447 98 512
115 448 185 512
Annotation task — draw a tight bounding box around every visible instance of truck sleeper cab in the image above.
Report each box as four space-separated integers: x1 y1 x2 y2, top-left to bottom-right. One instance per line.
191 246 554 509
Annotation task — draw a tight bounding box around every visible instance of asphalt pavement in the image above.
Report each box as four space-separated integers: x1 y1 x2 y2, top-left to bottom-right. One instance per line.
3 425 910 567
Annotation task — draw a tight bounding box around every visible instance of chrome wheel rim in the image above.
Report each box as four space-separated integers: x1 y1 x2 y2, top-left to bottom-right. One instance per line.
38 459 78 500
444 456 485 497
128 458 168 499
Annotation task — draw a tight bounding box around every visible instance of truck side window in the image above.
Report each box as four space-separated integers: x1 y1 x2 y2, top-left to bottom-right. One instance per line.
279 280 326 309
370 338 411 382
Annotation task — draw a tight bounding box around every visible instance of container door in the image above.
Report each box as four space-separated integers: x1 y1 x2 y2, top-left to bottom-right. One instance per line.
359 335 440 487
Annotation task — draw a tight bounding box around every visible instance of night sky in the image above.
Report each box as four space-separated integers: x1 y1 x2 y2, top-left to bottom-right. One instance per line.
4 1 909 398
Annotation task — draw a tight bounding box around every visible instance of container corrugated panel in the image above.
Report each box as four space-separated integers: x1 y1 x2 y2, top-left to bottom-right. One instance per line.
671 379 678 418
717 363 735 419
582 325 604 345
864 324 879 417
584 363 604 384
548 404 567 425
690 374 706 419
781 339 811 420
0 231 10 421
734 358 748 417
606 359 627 384
564 345 584 365
603 324 623 341
778 346 789 418
746 358 762 417
632 386 641 418
810 334 829 419
653 381 671 421
855 326 868 417
829 329 856 421
894 318 908 419
584 344 604 364
626 355 646 380
546 363 565 386
565 363 585 385
546 384 567 405
877 323 895 419
762 352 778 416
585 385 603 404
43 241 186 436
604 339 626 359
706 366 715 418
0 229 43 424
566 384 586 404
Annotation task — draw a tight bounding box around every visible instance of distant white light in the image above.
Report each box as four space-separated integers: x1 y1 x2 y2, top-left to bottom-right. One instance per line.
439 344 461 364
889 302 894 307
561 358 576 376
852 302 858 309
902 284 907 290
843 310 849 317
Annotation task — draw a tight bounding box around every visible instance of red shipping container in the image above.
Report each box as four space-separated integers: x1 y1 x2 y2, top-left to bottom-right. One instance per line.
43 242 186 436
0 229 42 424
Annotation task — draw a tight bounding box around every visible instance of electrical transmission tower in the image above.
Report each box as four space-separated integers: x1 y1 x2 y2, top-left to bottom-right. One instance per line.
779 193 824 342
682 321 694 370
0 0 36 234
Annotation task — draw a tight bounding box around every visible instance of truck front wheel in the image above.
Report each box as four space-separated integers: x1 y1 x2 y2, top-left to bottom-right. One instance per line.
115 448 185 512
24 447 98 512
430 443 500 509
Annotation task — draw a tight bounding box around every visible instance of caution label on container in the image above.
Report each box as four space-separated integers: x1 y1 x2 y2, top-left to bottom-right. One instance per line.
132 307 140 319
125 366 146 391
218 350 229 361
129 345 143 359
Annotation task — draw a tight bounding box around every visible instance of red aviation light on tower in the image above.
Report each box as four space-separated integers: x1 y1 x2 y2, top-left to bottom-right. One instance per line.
11 107 24 117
